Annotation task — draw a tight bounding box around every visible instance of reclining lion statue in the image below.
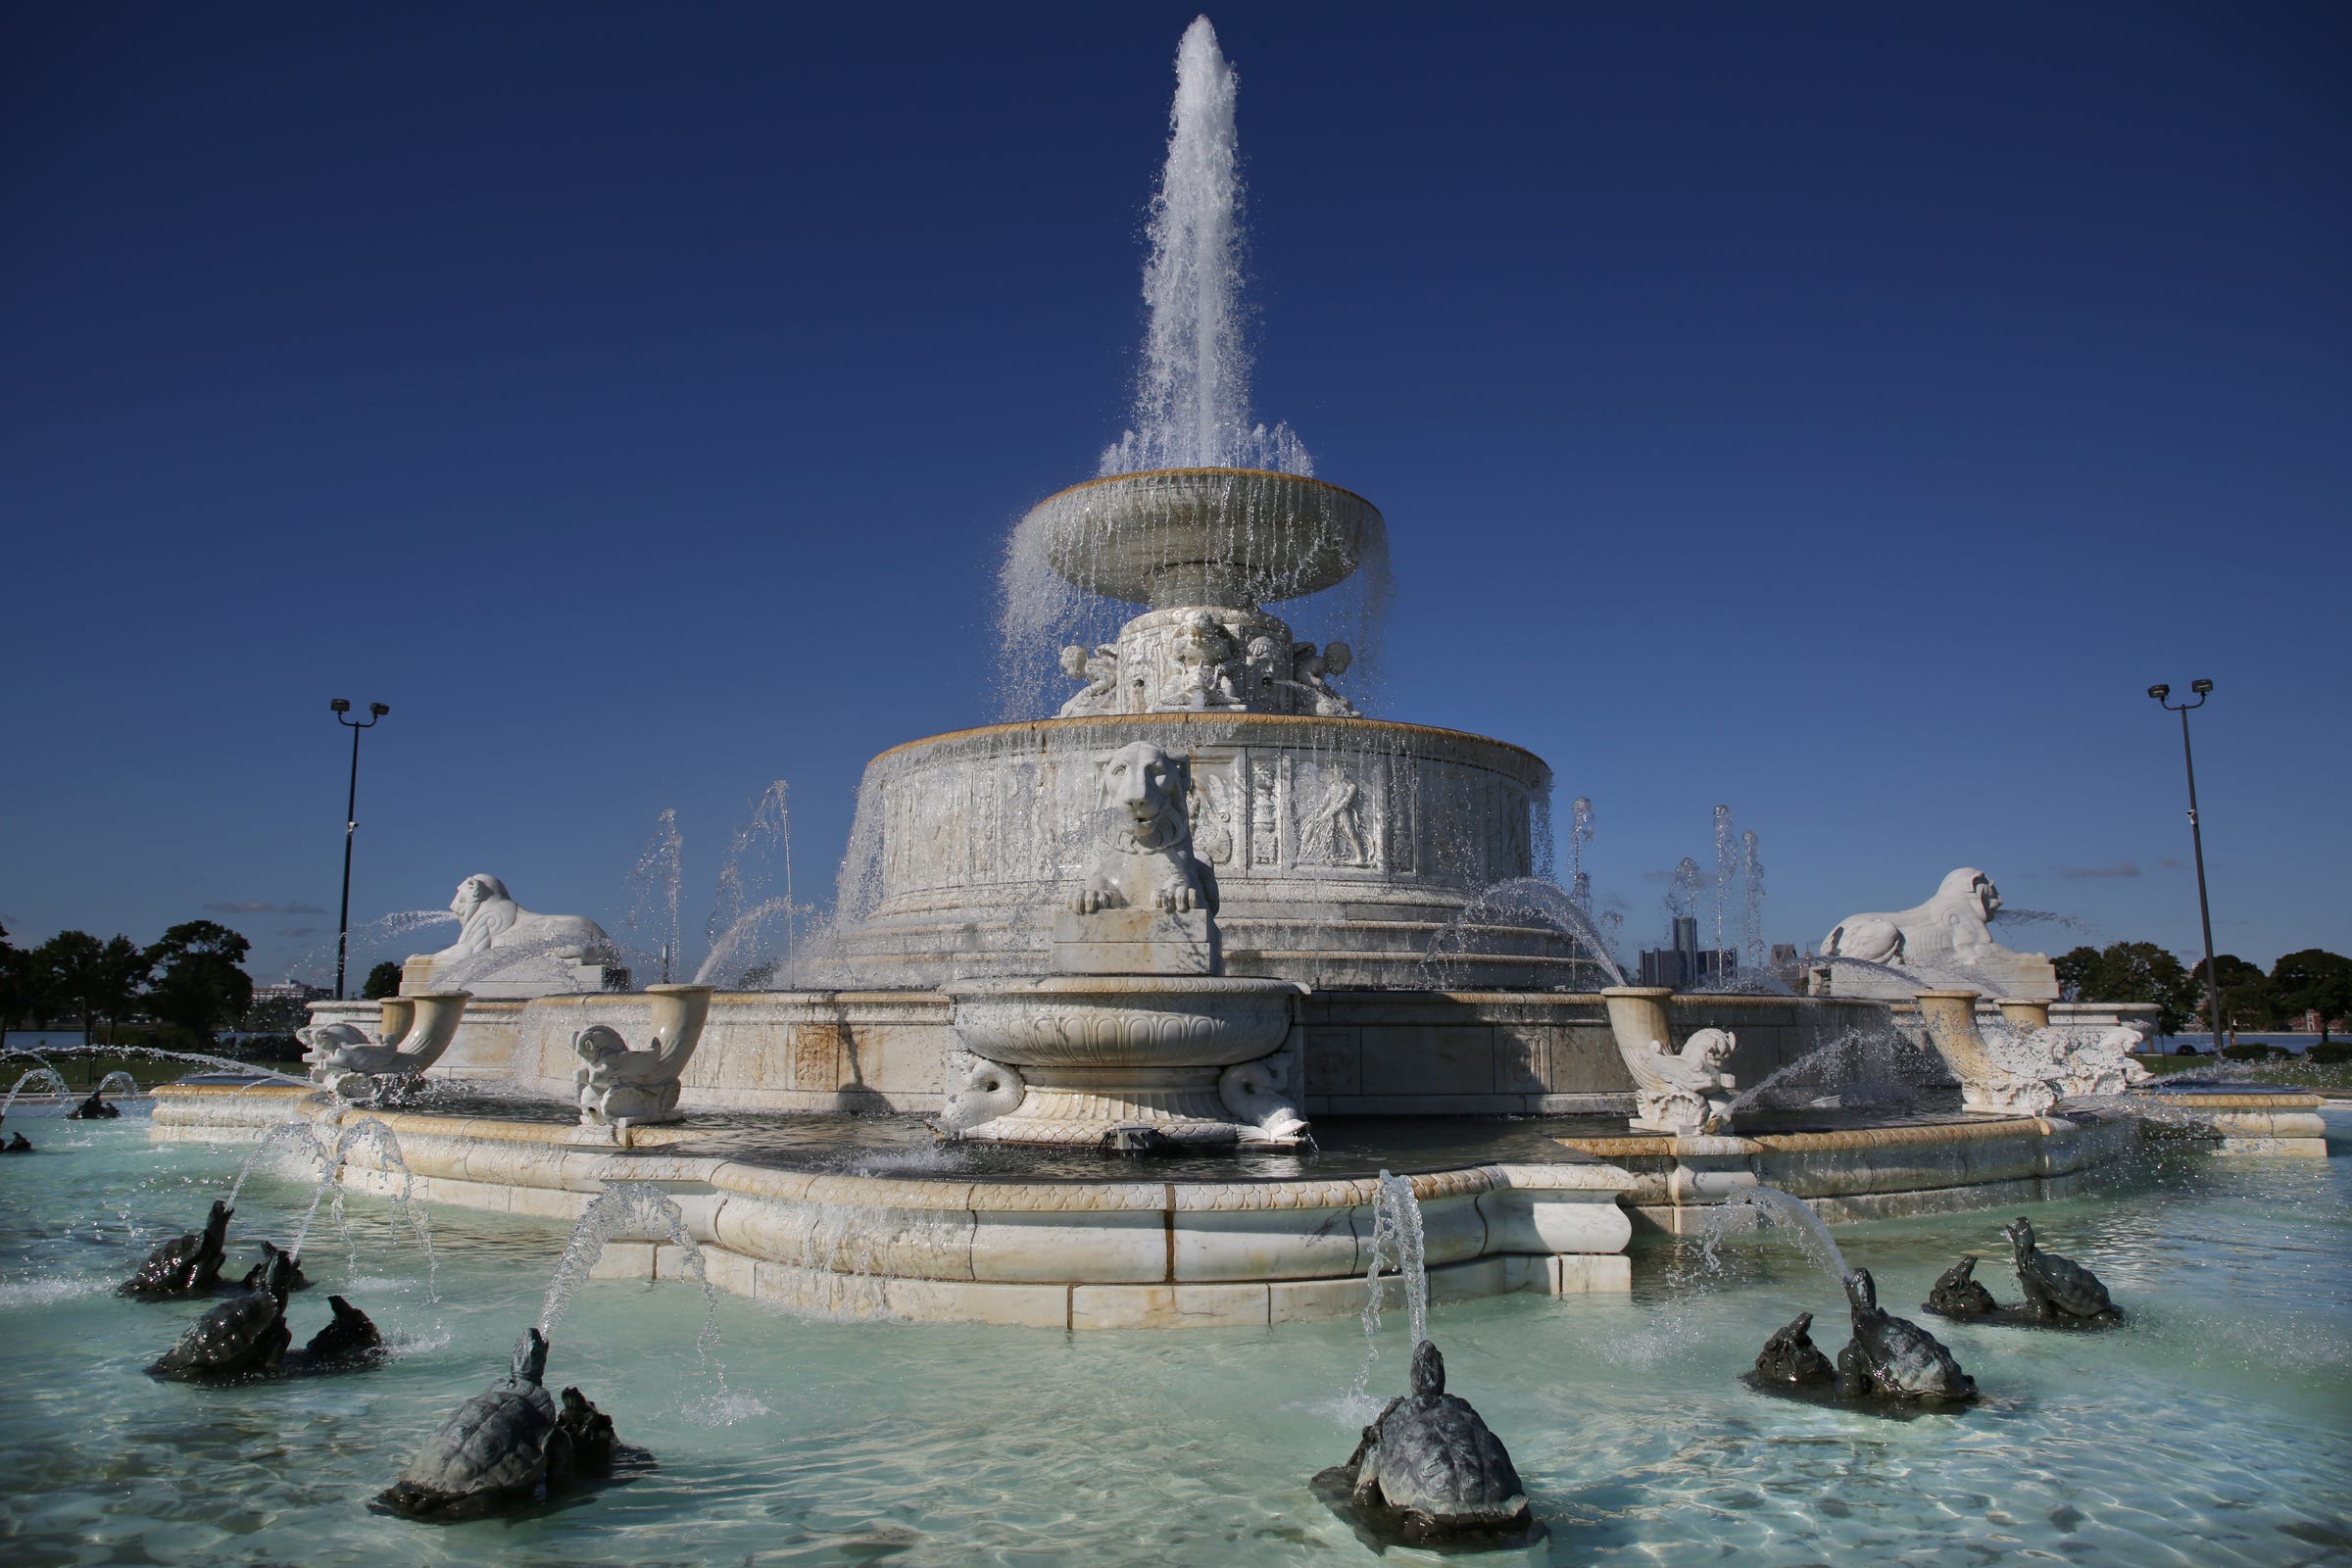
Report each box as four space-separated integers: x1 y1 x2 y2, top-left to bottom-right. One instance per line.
1822 867 2006 968
426 875 618 967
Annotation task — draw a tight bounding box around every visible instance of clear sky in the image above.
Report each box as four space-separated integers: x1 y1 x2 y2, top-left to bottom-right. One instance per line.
3 2 2345 985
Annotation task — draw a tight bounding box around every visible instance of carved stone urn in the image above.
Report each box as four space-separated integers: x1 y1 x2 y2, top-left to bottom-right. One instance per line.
1599 986 1739 1135
572 984 714 1129
1913 989 2057 1115
1996 999 2052 1033
943 975 1306 1146
298 991 471 1100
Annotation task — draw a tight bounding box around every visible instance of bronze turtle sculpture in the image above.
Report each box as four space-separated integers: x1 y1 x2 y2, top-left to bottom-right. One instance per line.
1924 1254 1998 1317
2003 1216 2119 1322
1837 1268 1976 1402
1340 1340 1532 1540
238 1242 310 1295
149 1249 295 1380
372 1328 620 1521
1753 1310 1836 1385
282 1294 385 1373
119 1200 233 1298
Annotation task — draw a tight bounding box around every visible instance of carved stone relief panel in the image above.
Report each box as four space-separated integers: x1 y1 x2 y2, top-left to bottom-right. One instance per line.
1248 754 1282 869
1293 756 1381 870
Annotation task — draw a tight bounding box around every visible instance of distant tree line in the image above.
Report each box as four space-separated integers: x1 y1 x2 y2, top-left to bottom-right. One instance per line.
0 919 259 1048
2055 943 2352 1042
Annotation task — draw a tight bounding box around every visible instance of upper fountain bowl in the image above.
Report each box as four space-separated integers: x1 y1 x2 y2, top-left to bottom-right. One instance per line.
1030 467 1379 611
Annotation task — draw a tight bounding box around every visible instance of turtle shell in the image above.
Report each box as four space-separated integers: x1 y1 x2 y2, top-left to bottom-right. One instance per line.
120 1202 231 1297
2020 1248 2113 1317
150 1288 289 1378
1925 1255 1998 1316
1846 1269 1973 1399
1363 1394 1528 1523
397 1384 561 1499
1754 1311 1836 1384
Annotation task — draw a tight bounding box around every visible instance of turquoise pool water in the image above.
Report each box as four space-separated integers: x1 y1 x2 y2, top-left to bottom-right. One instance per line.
1 1105 2345 1566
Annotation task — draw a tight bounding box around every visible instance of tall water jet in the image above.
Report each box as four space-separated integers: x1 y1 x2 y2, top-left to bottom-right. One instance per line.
1100 17 1308 478
1711 806 1737 956
1567 796 1595 913
1350 1171 1429 1404
1740 828 1765 971
701 781 799 987
625 808 684 985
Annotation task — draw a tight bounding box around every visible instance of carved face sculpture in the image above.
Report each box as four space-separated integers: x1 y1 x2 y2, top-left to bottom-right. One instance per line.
1975 875 2001 920
1172 611 1233 667
1102 741 1184 828
571 1024 628 1065
450 875 506 921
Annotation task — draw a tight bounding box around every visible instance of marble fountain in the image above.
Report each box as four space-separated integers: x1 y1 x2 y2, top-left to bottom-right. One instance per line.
150 465 2327 1314
10 19 2338 1563
150 10 2324 1323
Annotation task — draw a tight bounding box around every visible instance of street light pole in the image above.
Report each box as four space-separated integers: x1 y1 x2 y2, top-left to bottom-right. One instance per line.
2147 680 2221 1054
330 699 390 1001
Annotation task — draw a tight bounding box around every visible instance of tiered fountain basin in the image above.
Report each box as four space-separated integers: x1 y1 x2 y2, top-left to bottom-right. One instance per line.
1558 1113 2140 1231
945 974 1301 1145
317 989 1898 1115
830 713 1588 989
1031 467 1376 611
148 1083 1636 1329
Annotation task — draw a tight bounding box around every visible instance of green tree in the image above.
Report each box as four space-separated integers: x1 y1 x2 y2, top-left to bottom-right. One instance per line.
2270 949 2352 1044
362 960 405 1001
0 924 39 1040
2208 954 2273 1032
34 931 152 1042
33 931 107 1037
143 921 255 1047
2053 941 2200 1036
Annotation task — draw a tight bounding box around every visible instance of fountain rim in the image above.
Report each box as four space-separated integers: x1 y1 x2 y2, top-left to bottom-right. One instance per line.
863 712 1551 775
1022 465 1379 515
944 974 1307 1002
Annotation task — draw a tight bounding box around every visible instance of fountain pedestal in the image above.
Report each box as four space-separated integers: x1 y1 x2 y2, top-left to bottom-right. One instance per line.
945 975 1306 1146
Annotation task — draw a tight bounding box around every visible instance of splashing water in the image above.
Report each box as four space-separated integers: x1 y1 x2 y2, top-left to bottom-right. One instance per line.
1567 797 1595 913
1719 1187 1853 1287
95 1071 141 1099
3 1069 69 1112
1100 18 1309 478
1720 1022 1949 1113
7 1044 304 1088
1740 829 1765 971
284 908 457 990
1712 806 1738 957
1996 907 2102 944
1349 1171 1430 1406
626 808 685 985
282 1118 437 1299
225 1119 337 1209
1666 857 1703 926
537 1182 758 1421
1420 876 1627 990
540 1184 710 1343
697 781 804 988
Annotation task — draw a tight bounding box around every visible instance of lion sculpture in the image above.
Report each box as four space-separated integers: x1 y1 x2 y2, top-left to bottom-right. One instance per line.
1822 868 2008 968
1070 742 1215 916
426 875 618 968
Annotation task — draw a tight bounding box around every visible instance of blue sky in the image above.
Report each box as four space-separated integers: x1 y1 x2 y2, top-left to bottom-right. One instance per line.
3 2 2345 984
